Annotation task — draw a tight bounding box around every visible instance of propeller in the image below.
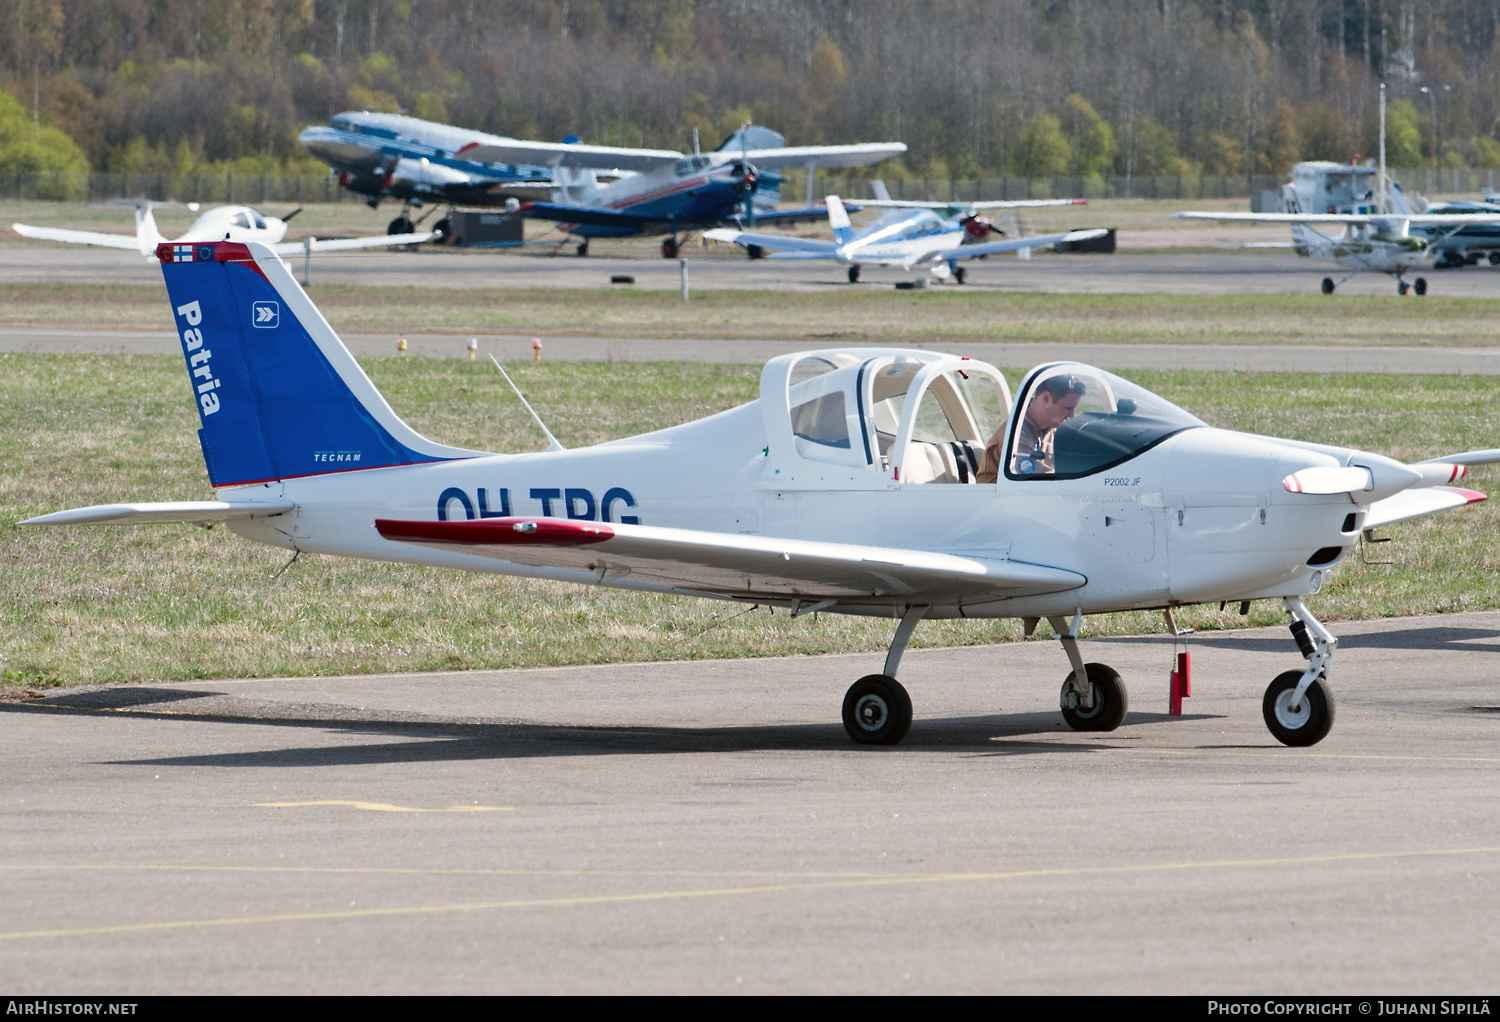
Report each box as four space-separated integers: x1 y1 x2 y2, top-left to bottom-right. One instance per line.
1282 448 1500 500
280 207 303 224
960 214 1003 240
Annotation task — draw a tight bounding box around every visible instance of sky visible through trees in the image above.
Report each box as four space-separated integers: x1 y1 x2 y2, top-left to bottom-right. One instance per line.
2 1 1499 179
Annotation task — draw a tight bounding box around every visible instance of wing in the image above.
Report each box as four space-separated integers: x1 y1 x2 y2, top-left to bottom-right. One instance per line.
513 201 666 230
730 143 907 170
1363 486 1486 531
1173 211 1500 225
457 139 680 172
374 517 1086 604
703 228 838 255
22 500 296 526
935 228 1109 261
14 223 146 252
857 198 1088 210
270 232 437 255
736 204 860 226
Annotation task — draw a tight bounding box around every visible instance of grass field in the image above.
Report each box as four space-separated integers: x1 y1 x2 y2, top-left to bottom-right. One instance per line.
3 352 1498 693
3 281 1498 349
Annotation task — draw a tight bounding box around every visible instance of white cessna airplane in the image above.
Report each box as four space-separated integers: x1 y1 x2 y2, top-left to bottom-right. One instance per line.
14 199 435 258
22 239 1498 748
706 194 1106 285
1171 183 1500 295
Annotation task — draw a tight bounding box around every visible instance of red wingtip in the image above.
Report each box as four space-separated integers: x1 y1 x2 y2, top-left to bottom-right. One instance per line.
455 141 479 155
1437 486 1487 504
1071 198 1089 204
375 517 614 546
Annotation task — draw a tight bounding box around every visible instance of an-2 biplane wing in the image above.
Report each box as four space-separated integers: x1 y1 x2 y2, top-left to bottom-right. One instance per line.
375 517 1085 604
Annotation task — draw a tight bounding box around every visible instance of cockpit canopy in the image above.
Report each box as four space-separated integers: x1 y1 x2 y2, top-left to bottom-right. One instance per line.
1006 363 1205 480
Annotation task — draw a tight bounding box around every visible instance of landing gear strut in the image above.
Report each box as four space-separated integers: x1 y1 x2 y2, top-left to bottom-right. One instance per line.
1263 597 1337 746
843 606 925 745
1051 613 1128 732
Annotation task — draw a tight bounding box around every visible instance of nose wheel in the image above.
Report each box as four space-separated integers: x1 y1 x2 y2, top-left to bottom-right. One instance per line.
842 674 913 745
1263 671 1335 746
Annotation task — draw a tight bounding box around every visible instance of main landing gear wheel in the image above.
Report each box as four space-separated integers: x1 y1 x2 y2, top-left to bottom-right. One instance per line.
1489 251 1500 266
1059 663 1128 732
954 267 967 285
847 265 861 283
1414 277 1428 296
842 674 913 746
431 217 451 242
388 216 415 235
661 238 680 259
1263 671 1335 747
576 241 589 257
1321 277 1335 294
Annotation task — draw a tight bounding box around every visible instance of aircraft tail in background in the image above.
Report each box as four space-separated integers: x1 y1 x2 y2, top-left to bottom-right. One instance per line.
156 240 480 489
825 195 856 246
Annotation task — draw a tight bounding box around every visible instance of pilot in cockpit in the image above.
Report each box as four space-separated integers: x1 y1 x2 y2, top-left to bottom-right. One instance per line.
976 373 1086 481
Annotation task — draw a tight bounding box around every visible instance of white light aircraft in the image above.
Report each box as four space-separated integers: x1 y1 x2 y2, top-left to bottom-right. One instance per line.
706 194 1106 285
22 239 1499 748
14 199 436 259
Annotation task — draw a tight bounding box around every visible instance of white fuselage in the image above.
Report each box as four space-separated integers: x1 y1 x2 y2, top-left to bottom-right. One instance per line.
225 402 1363 621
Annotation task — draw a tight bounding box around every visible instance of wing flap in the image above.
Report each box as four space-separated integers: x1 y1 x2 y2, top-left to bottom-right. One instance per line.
375 517 1086 602
1362 487 1486 531
22 500 296 526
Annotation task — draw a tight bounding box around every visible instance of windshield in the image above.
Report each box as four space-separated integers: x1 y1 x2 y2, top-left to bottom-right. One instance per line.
1007 364 1204 480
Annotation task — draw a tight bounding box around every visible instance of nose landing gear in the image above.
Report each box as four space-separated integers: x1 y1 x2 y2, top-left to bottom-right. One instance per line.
1051 613 1128 732
1263 597 1337 746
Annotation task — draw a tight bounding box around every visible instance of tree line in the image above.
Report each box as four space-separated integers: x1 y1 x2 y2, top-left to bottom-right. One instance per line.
2 0 1498 182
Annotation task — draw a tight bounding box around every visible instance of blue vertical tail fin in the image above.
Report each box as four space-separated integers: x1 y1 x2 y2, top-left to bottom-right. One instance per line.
826 195 856 246
157 241 479 489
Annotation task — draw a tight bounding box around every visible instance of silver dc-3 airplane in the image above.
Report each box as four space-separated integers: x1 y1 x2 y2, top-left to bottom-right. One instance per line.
22 239 1500 747
706 193 1105 285
13 198 435 258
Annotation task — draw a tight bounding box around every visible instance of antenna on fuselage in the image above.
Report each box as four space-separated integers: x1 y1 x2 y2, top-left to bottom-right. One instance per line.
488 354 566 452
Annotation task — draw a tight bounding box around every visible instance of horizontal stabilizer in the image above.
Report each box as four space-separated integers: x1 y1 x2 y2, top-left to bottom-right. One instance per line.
22 500 294 527
375 517 1086 602
1363 487 1486 531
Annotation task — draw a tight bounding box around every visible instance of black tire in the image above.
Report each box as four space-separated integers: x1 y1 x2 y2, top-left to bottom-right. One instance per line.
1488 251 1500 266
1059 663 1128 732
1262 670 1335 747
1321 277 1335 295
954 267 967 285
387 217 414 235
847 265 860 283
842 674 913 746
431 217 450 242
576 241 589 257
661 238 679 259
747 244 765 260
1414 277 1428 296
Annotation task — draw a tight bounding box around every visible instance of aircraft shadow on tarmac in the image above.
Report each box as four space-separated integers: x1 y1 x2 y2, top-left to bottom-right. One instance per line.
4 687 1226 768
1101 624 1500 655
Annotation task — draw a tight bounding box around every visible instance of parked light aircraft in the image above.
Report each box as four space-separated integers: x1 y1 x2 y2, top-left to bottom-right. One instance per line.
13 198 435 258
298 111 553 236
483 125 906 257
706 194 1106 285
1174 161 1500 294
23 239 1498 748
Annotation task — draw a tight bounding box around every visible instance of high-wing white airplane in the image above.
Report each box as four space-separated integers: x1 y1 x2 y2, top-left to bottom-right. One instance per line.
22 239 1497 748
13 199 435 258
706 195 1106 285
1171 183 1500 295
470 124 907 257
